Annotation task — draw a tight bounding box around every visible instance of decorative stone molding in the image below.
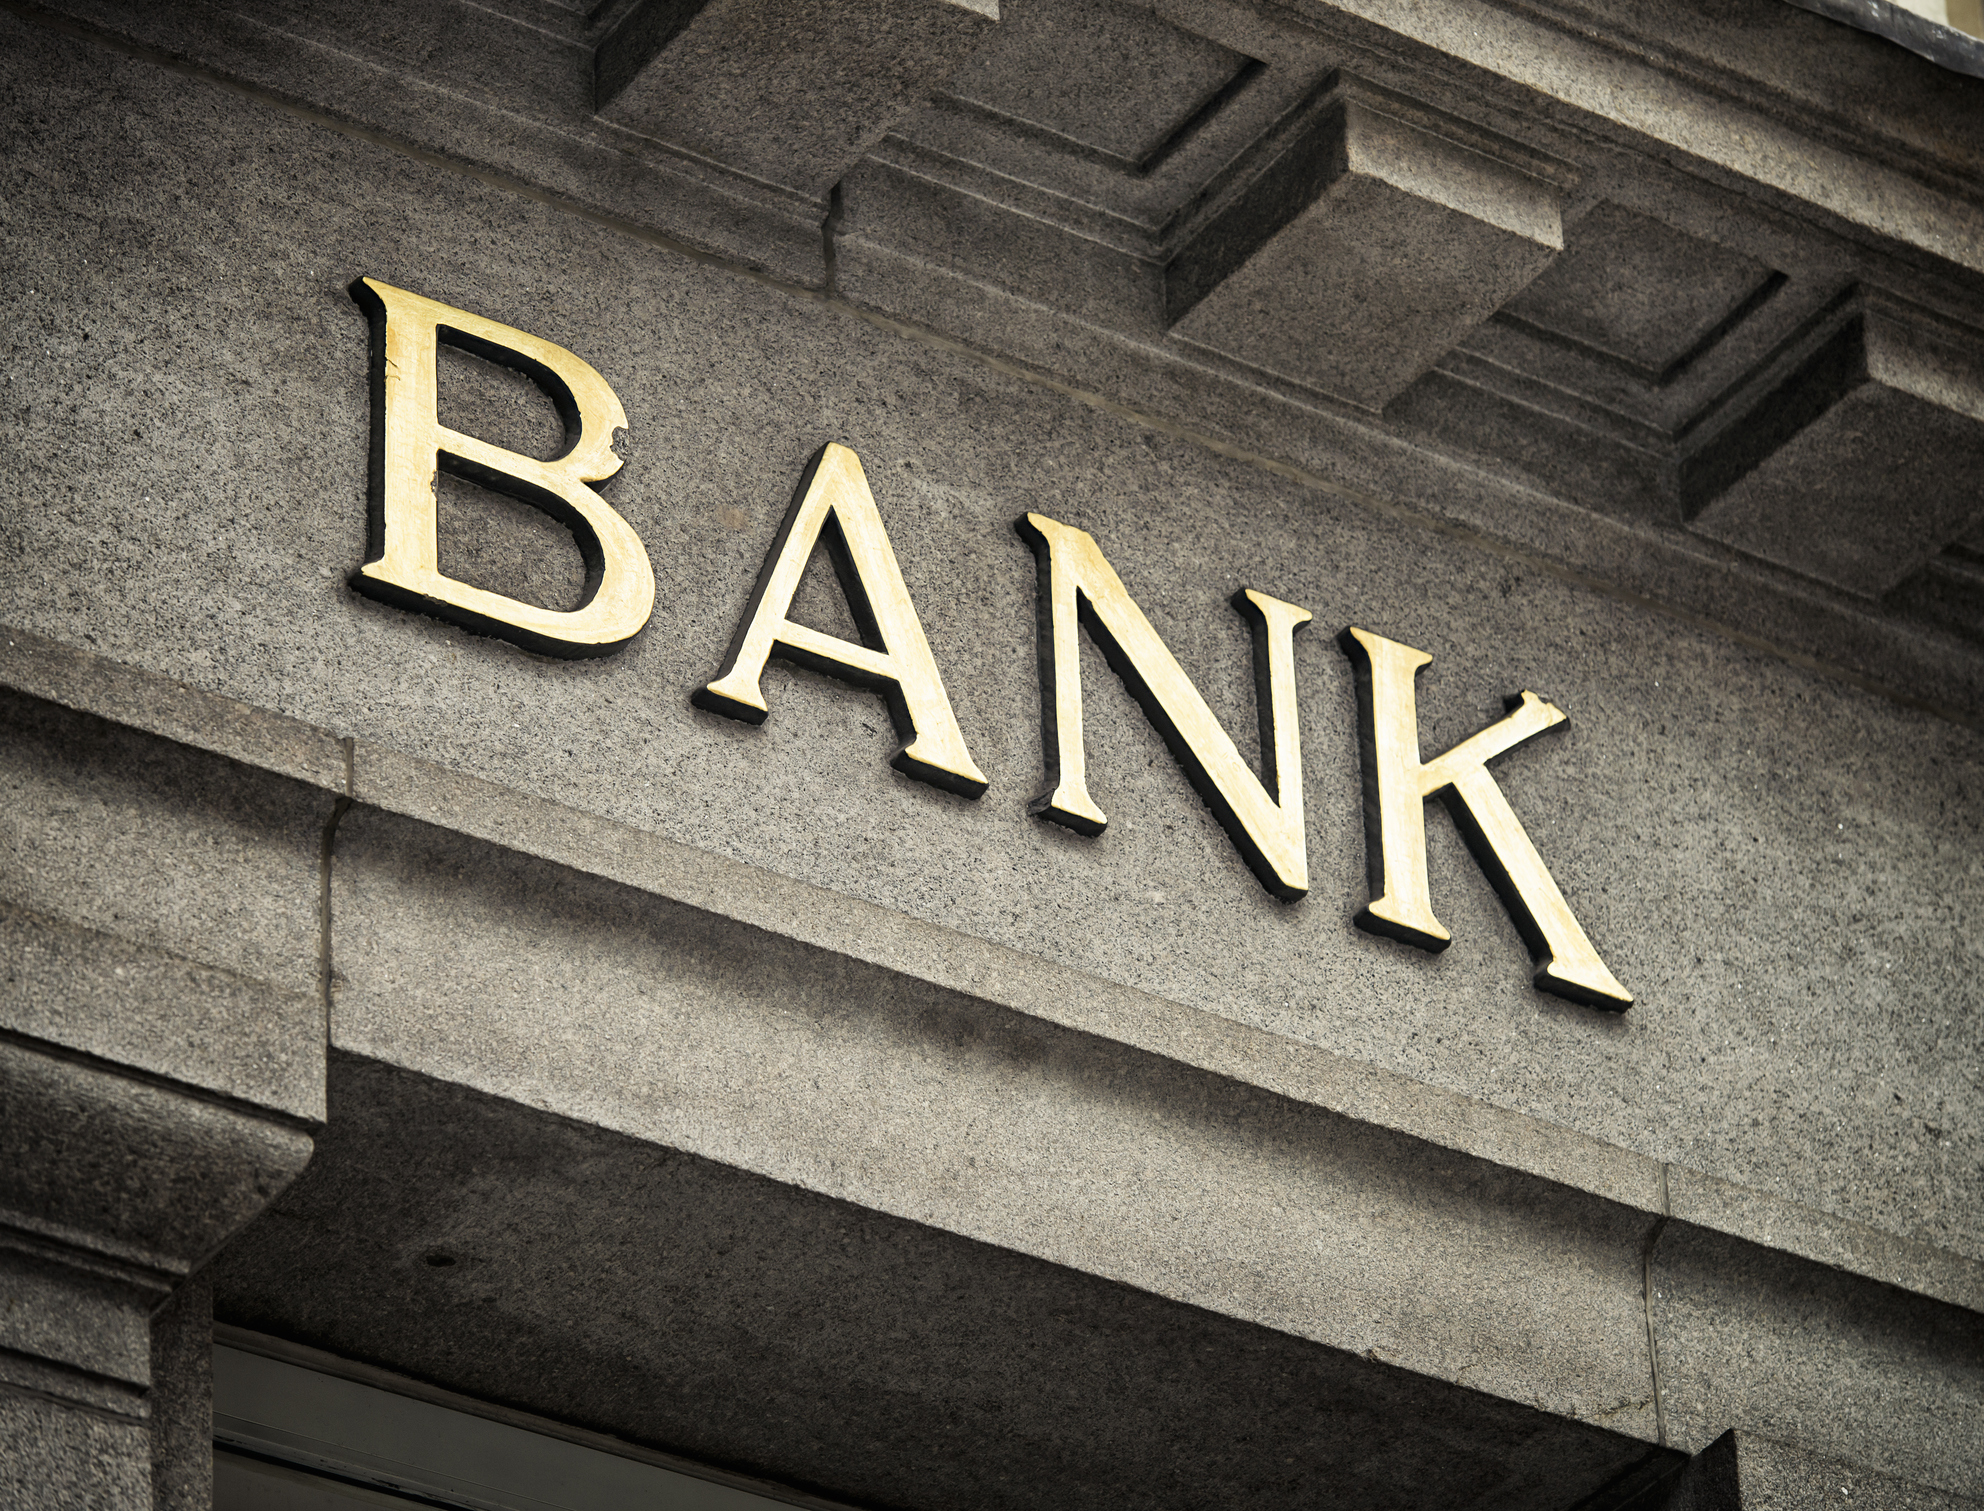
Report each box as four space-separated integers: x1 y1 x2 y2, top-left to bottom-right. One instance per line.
596 0 999 203
1167 88 1569 409
0 687 335 1508
1787 0 1984 79
1681 298 1984 597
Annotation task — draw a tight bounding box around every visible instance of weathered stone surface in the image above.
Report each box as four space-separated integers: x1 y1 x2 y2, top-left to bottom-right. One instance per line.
151 1271 214 1511
0 626 348 793
1664 1164 1984 1314
13 0 831 284
1 0 1981 1505
334 733 1672 1217
1496 202 1776 384
6 653 1966 1329
0 690 334 1005
827 204 1984 720
0 689 335 1119
597 0 998 202
1665 1428 1984 1511
0 1038 312 1476
867 0 1333 260
1167 92 1567 409
0 903 324 1122
1684 303 1984 597
1785 0 1984 82
326 803 1662 1440
1 18 1980 1273
1307 0 1984 277
0 1044 312 1294
941 0 1248 169
1651 1222 1984 1499
0 1392 150 1511
216 1052 1673 1511
837 152 1163 332
0 674 326 1502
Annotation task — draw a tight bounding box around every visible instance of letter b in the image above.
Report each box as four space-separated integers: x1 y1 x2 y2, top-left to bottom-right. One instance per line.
348 277 655 657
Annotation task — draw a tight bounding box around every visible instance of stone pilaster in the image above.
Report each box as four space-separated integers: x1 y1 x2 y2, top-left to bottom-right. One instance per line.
0 670 342 1507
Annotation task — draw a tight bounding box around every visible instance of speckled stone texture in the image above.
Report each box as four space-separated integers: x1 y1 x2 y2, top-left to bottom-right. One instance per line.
1666 1428 1984 1511
0 690 334 1117
1651 1224 1983 1494
0 1040 313 1505
214 1052 1674 1511
2 17 1976 1274
3 8 1984 1503
1168 93 1566 408
597 0 996 202
321 803 1663 1441
151 1272 215 1511
0 682 327 1494
0 1392 150 1511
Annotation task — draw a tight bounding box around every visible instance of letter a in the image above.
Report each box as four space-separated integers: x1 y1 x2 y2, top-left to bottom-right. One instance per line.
1017 512 1312 901
348 277 655 657
695 444 988 799
1339 626 1631 1009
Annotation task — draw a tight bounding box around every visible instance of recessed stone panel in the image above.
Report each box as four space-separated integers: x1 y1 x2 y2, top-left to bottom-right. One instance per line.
942 0 1250 169
1167 96 1566 411
596 0 998 203
1499 201 1777 382
1683 304 1984 598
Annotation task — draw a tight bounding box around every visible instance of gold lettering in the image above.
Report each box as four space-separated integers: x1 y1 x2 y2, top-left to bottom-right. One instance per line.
1340 627 1631 1009
348 277 655 657
696 444 988 799
1016 513 1312 901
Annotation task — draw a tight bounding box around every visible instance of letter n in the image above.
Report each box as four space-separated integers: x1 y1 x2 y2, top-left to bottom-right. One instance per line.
1016 512 1312 901
1339 626 1632 1009
694 444 988 799
348 277 655 657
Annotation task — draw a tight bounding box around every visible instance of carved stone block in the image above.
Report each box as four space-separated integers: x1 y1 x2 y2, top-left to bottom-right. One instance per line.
1167 94 1567 411
0 1042 312 1450
940 0 1251 171
596 0 999 204
0 684 326 1502
1497 201 1778 385
1683 303 1984 598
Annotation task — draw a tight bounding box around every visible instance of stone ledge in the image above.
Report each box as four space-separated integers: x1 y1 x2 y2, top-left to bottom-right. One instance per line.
3 627 1976 1317
1281 0 1984 274
1786 0 1984 82
0 628 346 796
0 904 326 1123
214 1052 1674 1508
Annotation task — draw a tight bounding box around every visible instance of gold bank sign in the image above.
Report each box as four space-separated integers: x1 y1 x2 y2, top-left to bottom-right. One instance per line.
351 278 1632 1011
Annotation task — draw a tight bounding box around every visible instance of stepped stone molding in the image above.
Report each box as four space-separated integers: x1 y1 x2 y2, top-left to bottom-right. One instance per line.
3 629 1979 1320
9 1 1984 682
943 0 1254 172
0 682 330 1509
1787 0 1984 80
1681 298 1984 598
1 631 1976 1503
1665 1428 1984 1511
596 0 998 202
1167 90 1569 409
0 1041 311 1405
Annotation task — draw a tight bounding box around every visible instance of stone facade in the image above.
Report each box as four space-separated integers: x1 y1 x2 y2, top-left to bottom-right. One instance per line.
1 1 1979 1507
